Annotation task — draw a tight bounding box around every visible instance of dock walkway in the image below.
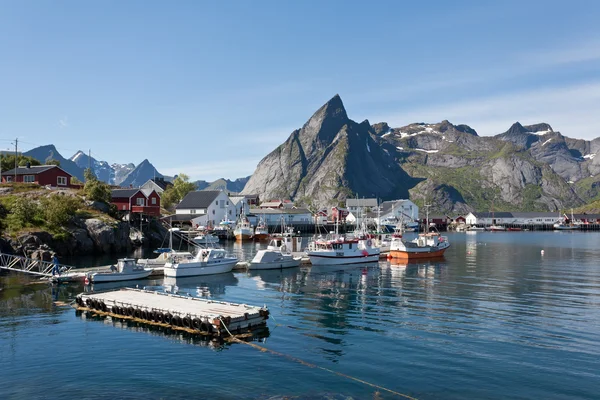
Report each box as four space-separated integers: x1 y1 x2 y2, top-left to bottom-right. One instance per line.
76 288 269 336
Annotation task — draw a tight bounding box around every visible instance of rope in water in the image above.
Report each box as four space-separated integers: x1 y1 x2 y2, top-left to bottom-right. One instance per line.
219 318 418 400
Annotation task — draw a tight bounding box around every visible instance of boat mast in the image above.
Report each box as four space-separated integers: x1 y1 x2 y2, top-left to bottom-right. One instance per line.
424 204 431 233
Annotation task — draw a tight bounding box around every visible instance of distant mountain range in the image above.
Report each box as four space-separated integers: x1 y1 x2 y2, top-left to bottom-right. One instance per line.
22 145 249 192
243 94 600 213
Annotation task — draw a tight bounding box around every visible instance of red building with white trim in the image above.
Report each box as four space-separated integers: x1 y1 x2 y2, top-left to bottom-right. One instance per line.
111 188 161 216
1 165 76 188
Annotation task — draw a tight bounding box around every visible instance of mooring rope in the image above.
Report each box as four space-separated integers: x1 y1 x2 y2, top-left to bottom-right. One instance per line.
219 318 417 400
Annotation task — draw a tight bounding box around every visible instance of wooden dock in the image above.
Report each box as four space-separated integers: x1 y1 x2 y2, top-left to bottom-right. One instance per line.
75 288 269 336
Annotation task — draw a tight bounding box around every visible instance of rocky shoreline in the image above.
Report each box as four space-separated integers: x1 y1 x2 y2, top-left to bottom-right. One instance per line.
0 217 167 262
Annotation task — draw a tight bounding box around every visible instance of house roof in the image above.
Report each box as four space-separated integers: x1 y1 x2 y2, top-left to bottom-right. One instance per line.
470 212 514 218
111 188 141 198
345 198 378 207
260 201 284 208
176 190 221 209
150 178 172 191
249 208 311 215
1 165 69 176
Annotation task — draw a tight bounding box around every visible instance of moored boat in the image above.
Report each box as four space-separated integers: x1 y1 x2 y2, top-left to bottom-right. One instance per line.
305 234 380 266
88 258 151 283
389 233 450 261
192 232 220 244
253 218 269 241
163 248 238 277
248 235 302 270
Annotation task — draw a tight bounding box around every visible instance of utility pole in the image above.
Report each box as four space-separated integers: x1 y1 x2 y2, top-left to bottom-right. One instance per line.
14 138 18 183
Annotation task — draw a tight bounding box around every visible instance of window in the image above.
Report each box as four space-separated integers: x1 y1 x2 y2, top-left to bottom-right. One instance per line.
136 198 145 206
212 209 215 215
229 210 232 215
151 197 156 205
5 176 12 182
23 175 35 183
226 201 229 206
215 201 218 206
57 176 67 186
190 209 196 214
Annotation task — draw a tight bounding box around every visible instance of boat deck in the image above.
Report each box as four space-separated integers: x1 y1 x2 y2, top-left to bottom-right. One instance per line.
75 288 269 336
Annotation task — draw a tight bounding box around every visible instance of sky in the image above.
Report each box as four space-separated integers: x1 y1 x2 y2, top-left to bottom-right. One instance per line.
2 0 600 181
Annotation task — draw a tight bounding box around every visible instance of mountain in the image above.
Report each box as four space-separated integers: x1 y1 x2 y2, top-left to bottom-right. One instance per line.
242 94 415 207
111 163 136 186
69 151 114 184
242 95 595 213
23 145 85 182
120 159 163 188
194 177 250 193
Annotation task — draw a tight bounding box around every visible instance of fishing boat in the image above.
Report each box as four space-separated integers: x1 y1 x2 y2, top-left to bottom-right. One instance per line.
486 225 507 231
306 232 380 266
389 233 450 260
163 248 238 278
88 258 151 283
234 205 253 241
248 235 303 270
253 217 269 241
553 209 581 230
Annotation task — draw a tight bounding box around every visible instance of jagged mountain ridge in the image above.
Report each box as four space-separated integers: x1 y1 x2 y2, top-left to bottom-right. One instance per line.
23 146 249 191
243 95 599 213
195 177 250 193
23 145 85 182
242 95 415 207
70 151 115 184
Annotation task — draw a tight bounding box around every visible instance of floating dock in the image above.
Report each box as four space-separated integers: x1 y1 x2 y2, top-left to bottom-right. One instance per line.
74 288 269 336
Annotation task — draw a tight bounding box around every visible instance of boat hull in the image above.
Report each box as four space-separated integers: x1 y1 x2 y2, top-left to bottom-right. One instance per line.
163 260 236 277
253 233 270 241
248 258 301 270
307 253 380 266
90 270 152 283
389 246 448 261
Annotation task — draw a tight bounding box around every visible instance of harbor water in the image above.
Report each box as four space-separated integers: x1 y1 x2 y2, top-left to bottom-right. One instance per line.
2 231 600 399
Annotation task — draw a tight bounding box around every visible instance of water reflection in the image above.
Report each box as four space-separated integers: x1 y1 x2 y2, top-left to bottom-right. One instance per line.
75 309 269 351
162 272 238 297
83 277 164 293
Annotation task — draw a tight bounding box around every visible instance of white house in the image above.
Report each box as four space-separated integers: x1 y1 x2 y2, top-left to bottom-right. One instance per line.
248 208 313 227
175 190 236 227
230 195 252 219
465 212 561 226
140 177 172 197
345 198 378 214
378 199 419 222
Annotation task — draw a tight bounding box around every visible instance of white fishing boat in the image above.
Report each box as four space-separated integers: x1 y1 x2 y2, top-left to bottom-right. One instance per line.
248 235 303 270
306 235 380 266
88 258 151 283
553 209 581 230
163 248 238 277
234 205 253 241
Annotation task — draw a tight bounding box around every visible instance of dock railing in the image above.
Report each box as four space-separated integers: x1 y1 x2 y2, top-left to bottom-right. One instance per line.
0 252 74 277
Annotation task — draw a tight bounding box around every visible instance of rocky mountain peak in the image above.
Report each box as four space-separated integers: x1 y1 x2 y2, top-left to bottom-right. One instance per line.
523 123 554 134
504 122 529 136
371 122 391 136
299 94 350 155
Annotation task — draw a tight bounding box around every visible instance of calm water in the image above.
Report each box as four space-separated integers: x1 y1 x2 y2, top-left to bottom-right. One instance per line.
2 232 600 399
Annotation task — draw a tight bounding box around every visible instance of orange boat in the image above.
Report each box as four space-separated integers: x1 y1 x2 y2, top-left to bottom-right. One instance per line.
388 233 450 261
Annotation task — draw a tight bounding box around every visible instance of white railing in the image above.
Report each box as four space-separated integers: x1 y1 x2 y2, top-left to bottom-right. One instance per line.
0 252 74 277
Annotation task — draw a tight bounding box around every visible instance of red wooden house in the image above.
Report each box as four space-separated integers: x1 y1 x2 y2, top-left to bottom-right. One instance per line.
331 207 349 223
1 165 76 188
111 188 161 216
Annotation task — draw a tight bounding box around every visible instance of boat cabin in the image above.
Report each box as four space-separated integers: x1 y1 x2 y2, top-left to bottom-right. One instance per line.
267 236 302 253
116 258 145 273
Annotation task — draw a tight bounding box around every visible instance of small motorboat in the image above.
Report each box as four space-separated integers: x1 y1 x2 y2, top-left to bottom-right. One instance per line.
248 235 302 270
88 258 151 283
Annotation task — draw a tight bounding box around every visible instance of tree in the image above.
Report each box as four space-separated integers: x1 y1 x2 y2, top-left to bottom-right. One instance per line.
6 197 41 230
83 168 111 203
162 173 196 209
0 155 40 172
46 159 61 166
40 194 82 227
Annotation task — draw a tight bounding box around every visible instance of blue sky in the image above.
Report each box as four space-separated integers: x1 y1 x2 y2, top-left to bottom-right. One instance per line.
2 0 600 181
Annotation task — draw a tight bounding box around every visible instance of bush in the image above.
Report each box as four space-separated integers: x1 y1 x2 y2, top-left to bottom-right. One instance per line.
40 195 82 228
6 197 41 230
